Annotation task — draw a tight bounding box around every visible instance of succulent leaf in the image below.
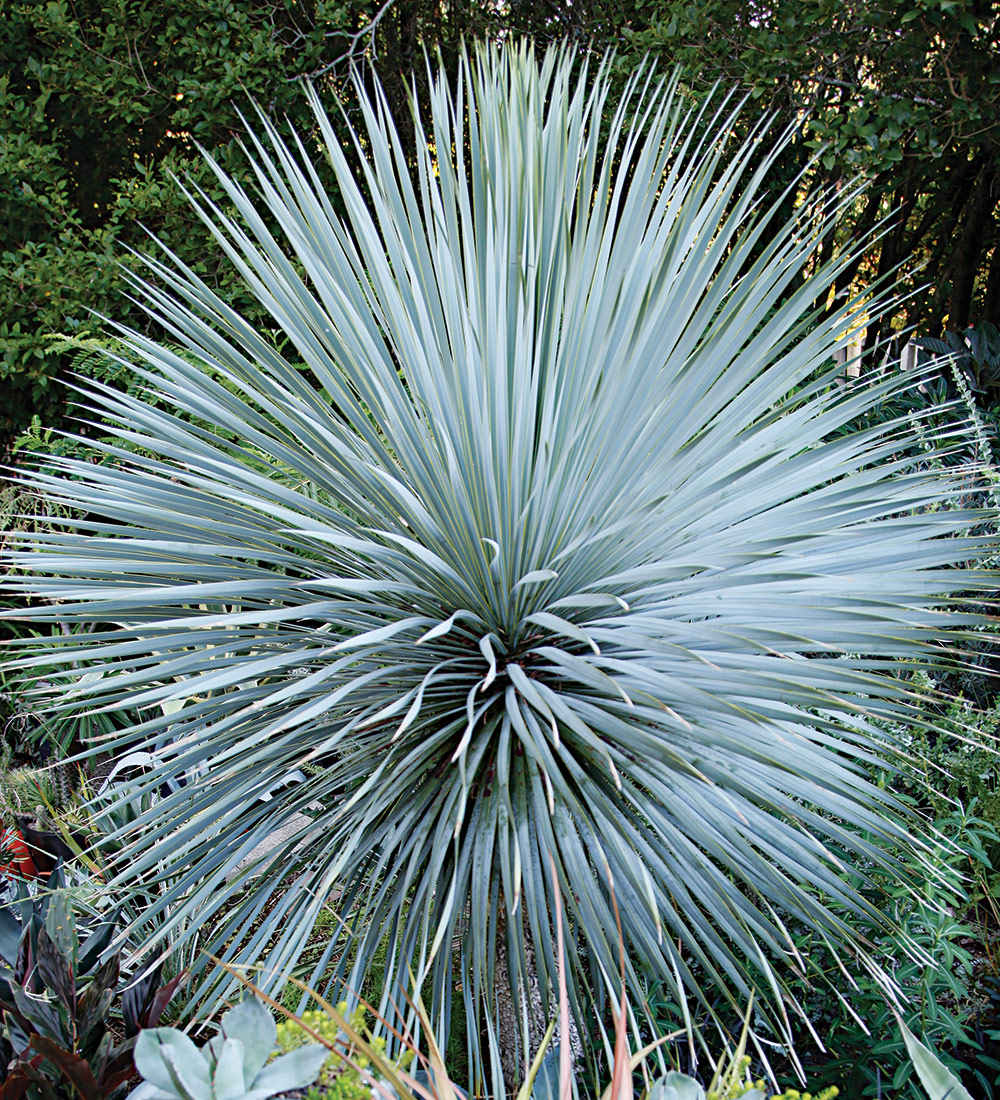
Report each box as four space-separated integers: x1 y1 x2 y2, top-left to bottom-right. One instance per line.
646 1073 706 1100
134 1031 211 1100
208 1037 247 1100
129 1003 325 1100
248 1046 331 1095
218 998 277 1083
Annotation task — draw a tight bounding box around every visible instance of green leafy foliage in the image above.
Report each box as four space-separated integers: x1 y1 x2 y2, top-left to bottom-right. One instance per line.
769 812 996 1100
622 0 999 171
642 1046 963 1100
648 809 999 1098
0 0 332 445
275 1004 408 1100
898 1019 976 1100
917 323 1000 411
5 43 999 1087
904 688 1000 860
0 0 509 452
130 997 326 1100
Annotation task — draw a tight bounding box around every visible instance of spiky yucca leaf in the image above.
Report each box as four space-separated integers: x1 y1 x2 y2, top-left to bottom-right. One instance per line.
3 43 996 1078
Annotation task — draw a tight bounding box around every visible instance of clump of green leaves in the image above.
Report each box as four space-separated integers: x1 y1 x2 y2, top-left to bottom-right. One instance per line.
275 1003 403 1100
906 691 1000 846
917 324 1000 407
639 1024 974 1100
642 806 994 1099
786 810 995 1099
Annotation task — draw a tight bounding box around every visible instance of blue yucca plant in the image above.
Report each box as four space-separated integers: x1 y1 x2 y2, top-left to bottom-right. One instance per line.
3 42 996 1088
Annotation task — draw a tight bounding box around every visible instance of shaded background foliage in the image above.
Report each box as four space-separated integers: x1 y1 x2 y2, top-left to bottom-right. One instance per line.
619 0 1000 361
2 0 999 453
0 0 497 448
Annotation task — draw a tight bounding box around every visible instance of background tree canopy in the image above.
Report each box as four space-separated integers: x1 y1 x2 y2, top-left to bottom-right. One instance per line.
2 0 999 452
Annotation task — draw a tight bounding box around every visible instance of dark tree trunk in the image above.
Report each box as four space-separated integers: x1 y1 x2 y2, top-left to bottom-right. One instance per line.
861 177 918 361
947 158 995 330
914 161 982 328
492 905 534 1088
489 894 581 1090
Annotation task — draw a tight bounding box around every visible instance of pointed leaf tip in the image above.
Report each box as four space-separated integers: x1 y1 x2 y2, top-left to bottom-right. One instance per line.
513 569 559 588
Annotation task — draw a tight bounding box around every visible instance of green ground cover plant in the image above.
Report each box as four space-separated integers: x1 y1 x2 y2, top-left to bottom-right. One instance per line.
274 1003 408 1100
3 41 1000 1094
784 809 997 1099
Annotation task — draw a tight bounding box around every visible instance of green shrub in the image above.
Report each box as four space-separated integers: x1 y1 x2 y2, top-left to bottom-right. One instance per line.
0 0 511 452
275 1003 411 1100
641 807 996 1099
783 811 996 1099
907 689 1000 841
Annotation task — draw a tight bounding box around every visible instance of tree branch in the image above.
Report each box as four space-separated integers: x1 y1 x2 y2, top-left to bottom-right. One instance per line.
298 0 397 81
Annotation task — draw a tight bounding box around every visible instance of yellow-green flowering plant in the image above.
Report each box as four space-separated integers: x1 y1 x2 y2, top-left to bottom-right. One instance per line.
275 1003 409 1100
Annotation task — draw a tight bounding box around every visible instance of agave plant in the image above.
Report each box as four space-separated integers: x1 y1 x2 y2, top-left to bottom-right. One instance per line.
4 42 996 1087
